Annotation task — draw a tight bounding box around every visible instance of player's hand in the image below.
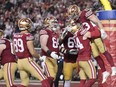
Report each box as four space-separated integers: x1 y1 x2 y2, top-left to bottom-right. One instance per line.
50 51 59 59
68 49 78 55
100 29 107 39
61 29 68 39
39 56 46 73
39 56 46 62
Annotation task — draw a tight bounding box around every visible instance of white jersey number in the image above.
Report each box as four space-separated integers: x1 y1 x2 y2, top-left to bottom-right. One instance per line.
52 37 59 48
81 22 90 35
68 37 75 48
13 39 24 52
75 37 84 49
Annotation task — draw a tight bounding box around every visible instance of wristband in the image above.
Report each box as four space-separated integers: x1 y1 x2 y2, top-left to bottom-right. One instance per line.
46 50 52 56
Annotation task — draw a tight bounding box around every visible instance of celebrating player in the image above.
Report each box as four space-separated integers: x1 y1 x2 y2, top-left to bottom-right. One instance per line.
67 20 98 87
39 16 61 87
0 28 17 87
67 4 116 83
12 18 50 87
59 27 78 87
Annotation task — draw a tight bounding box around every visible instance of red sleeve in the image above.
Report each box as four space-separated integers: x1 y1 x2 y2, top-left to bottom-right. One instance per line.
39 29 48 36
26 34 34 41
91 27 101 38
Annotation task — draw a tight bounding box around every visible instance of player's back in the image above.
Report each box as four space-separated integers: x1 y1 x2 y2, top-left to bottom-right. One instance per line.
13 33 33 59
0 38 16 65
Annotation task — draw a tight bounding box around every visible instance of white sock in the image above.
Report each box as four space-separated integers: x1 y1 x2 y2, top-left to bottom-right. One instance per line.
64 80 71 87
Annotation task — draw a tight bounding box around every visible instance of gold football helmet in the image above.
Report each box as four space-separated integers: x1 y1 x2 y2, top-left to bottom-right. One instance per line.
67 5 80 20
44 16 60 31
68 19 81 34
18 18 33 32
67 5 80 15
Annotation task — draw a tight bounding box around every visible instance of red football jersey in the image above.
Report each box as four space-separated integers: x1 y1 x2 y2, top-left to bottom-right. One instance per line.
74 31 91 61
78 9 99 36
13 33 33 59
0 39 16 65
62 32 77 63
39 29 59 57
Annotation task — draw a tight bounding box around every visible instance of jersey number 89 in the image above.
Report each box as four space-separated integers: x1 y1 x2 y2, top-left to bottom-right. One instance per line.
13 39 24 52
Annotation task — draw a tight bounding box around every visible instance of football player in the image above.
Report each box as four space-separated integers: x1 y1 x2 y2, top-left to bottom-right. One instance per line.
67 21 98 87
0 28 17 87
67 4 116 83
39 16 61 87
59 27 78 87
12 18 50 87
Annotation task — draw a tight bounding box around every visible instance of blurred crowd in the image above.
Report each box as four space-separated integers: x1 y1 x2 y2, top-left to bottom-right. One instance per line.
0 0 115 47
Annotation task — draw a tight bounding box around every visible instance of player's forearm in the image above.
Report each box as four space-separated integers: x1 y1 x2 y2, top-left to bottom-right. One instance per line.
41 45 49 53
89 14 104 30
31 50 40 59
96 21 104 30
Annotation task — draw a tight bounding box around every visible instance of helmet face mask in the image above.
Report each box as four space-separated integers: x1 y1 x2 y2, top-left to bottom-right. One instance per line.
44 16 60 31
18 18 33 32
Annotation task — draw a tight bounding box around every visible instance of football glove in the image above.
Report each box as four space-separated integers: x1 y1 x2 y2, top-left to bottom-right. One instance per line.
50 51 59 59
39 56 46 62
100 29 107 39
61 29 68 39
39 56 46 73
